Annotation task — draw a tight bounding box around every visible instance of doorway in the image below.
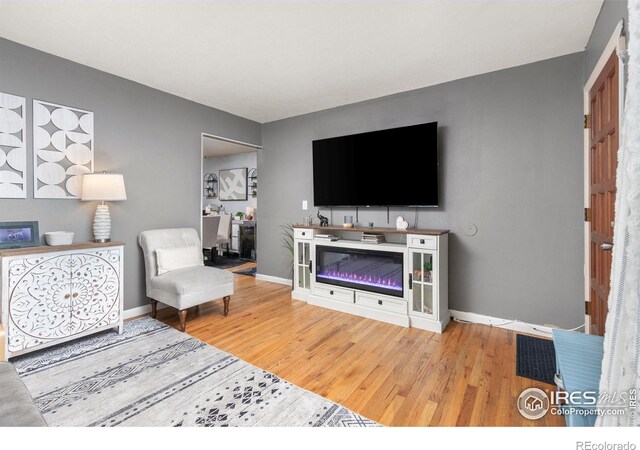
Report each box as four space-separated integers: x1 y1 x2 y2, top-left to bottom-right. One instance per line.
201 133 260 273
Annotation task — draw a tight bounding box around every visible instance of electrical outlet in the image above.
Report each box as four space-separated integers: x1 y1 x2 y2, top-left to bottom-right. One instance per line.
302 200 308 210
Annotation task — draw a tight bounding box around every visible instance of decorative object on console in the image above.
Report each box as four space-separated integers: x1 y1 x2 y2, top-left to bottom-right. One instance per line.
44 231 74 246
203 172 218 199
0 92 27 198
368 222 374 228
81 172 127 243
234 211 245 220
317 210 329 227
395 216 409 230
315 234 341 241
245 207 255 221
248 168 257 198
303 214 313 226
343 215 354 228
0 221 39 249
33 100 94 199
219 167 247 201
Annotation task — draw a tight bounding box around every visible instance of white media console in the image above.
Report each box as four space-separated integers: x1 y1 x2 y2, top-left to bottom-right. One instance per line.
292 225 449 333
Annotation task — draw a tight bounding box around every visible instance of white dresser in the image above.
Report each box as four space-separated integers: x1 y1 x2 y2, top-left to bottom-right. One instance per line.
0 242 124 360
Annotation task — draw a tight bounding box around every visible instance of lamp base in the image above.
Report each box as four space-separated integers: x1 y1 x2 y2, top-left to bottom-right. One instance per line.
92 238 112 243
93 204 112 243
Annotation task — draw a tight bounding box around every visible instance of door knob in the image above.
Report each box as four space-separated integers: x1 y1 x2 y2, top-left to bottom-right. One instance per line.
601 242 613 251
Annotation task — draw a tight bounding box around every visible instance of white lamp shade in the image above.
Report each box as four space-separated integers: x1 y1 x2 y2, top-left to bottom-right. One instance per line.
81 173 127 201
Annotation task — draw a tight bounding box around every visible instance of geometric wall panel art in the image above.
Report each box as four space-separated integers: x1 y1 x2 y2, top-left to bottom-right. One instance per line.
0 92 27 198
33 100 94 199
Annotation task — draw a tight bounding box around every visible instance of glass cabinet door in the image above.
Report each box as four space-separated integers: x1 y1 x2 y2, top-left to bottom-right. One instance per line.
410 251 435 318
296 242 311 290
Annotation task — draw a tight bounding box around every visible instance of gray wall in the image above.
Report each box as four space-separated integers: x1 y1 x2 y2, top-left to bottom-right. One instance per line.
259 53 585 328
585 0 629 81
202 151 258 214
0 38 261 311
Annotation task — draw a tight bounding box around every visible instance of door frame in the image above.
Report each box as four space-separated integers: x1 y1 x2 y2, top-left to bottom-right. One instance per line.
199 132 261 255
583 20 626 334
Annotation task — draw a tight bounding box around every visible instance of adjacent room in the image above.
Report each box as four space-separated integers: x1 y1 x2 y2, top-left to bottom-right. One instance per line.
0 0 638 442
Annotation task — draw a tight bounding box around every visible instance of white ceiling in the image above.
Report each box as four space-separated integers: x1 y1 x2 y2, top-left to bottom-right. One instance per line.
203 135 258 157
0 1 602 123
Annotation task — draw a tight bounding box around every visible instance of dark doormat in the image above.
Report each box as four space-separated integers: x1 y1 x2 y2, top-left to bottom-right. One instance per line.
233 267 256 277
516 334 557 385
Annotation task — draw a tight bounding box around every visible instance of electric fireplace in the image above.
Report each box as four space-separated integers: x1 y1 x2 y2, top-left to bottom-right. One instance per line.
315 245 404 297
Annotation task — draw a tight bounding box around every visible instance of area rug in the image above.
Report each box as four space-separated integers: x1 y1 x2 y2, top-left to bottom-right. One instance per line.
233 267 257 277
515 334 556 385
12 317 378 427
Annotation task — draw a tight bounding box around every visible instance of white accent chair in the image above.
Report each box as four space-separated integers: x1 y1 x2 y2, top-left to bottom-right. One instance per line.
217 214 232 255
138 228 233 332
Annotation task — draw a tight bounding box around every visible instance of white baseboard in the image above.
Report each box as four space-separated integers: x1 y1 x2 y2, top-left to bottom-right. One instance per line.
255 273 292 286
123 303 169 320
449 309 555 338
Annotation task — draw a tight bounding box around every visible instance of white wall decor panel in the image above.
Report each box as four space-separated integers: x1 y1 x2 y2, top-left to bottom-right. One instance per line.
33 100 94 199
0 92 27 198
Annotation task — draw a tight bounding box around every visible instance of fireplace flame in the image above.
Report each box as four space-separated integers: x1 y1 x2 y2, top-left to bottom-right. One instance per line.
317 270 402 292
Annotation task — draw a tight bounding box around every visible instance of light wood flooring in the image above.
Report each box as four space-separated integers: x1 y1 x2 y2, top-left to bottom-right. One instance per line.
155 263 562 427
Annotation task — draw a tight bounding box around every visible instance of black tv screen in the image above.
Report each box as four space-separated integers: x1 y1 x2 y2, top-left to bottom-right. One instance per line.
312 122 438 207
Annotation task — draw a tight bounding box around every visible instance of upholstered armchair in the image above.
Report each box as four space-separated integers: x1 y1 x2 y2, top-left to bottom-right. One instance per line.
138 228 233 331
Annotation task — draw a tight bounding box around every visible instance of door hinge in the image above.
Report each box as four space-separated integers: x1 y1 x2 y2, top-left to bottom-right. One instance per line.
584 114 591 129
585 301 590 316
584 207 592 222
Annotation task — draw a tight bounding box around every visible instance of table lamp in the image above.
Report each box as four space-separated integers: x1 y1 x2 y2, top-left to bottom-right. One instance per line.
81 172 127 242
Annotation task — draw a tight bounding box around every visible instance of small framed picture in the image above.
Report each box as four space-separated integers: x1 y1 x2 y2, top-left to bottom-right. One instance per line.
0 221 40 249
219 168 248 201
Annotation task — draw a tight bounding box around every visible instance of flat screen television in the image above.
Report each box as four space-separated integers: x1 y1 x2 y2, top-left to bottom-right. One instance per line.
312 122 438 207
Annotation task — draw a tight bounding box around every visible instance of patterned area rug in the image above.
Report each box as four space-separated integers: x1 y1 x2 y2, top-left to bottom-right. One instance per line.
12 317 378 427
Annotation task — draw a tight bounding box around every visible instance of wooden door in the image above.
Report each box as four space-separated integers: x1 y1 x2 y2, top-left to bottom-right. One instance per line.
588 52 619 336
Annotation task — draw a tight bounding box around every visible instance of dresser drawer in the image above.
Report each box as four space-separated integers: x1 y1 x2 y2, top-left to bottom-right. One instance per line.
407 234 437 250
313 285 354 303
356 293 407 314
294 228 313 240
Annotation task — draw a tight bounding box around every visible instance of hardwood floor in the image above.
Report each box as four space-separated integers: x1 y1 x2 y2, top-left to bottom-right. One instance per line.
155 267 562 427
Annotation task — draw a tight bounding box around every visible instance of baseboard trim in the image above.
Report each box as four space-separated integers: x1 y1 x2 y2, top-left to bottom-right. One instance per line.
255 273 292 286
449 309 554 338
123 303 169 320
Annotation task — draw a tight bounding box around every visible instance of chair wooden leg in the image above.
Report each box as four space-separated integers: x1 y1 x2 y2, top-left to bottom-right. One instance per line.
223 296 230 317
178 309 187 332
150 299 158 319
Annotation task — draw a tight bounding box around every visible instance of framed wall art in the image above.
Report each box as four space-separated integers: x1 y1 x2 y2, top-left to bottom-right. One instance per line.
33 100 94 199
219 167 247 201
0 92 27 198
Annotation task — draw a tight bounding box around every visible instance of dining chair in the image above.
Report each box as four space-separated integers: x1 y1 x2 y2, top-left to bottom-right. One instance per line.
217 214 232 256
202 215 221 264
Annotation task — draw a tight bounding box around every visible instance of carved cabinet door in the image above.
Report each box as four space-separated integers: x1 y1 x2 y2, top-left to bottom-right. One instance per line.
68 250 121 334
7 254 74 353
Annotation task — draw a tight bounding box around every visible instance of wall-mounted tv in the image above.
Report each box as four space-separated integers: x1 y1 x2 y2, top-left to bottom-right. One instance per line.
312 122 438 207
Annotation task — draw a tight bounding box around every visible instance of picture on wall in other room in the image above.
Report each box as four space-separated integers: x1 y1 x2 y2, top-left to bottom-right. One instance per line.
219 167 247 201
